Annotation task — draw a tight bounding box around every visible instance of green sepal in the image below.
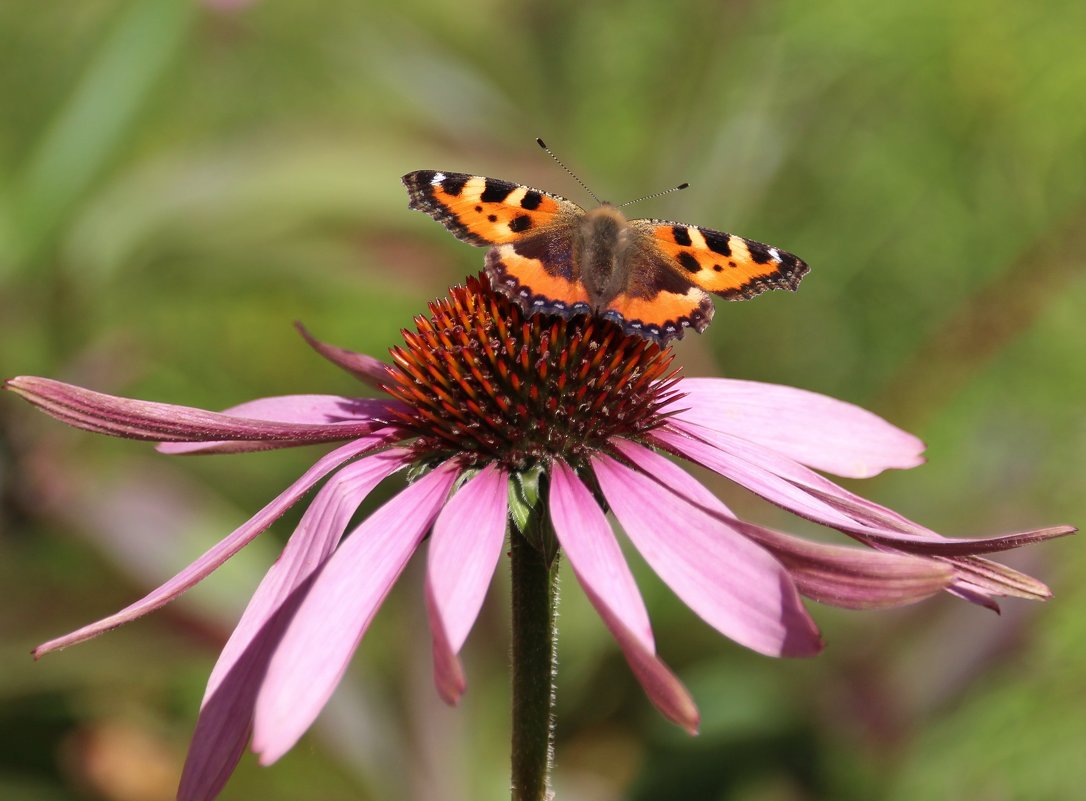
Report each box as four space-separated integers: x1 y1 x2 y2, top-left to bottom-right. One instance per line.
509 463 558 568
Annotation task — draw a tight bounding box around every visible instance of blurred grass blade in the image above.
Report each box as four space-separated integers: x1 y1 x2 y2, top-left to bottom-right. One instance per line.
13 0 194 268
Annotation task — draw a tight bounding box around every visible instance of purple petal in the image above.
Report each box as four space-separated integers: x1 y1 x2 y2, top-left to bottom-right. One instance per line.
666 377 925 478
426 587 465 708
158 394 406 455
206 451 410 696
295 322 393 390
178 449 408 801
549 461 653 650
658 424 1075 556
611 437 735 516
6 377 394 445
592 451 823 658
950 555 1055 601
252 464 459 765
425 465 509 705
652 425 859 530
612 438 953 609
653 425 1073 607
661 421 923 530
739 526 954 609
805 483 1077 556
549 461 698 733
32 436 385 657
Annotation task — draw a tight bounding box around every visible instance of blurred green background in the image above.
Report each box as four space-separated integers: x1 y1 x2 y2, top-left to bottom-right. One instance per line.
2 0 1084 799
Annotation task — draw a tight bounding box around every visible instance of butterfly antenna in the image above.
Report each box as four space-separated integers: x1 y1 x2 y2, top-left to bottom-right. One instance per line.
536 138 602 205
617 182 690 209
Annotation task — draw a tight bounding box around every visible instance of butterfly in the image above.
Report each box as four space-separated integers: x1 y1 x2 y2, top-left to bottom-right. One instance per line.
402 147 809 344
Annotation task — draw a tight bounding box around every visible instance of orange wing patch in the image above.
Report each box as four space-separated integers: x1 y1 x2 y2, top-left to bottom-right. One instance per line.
601 286 714 343
403 170 574 247
485 242 590 317
642 221 809 300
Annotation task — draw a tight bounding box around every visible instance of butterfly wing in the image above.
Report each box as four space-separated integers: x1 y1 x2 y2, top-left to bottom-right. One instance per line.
633 219 809 300
402 170 581 246
403 170 591 315
598 237 715 343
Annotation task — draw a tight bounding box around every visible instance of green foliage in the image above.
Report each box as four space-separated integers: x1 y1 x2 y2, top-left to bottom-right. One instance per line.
1 1 1083 799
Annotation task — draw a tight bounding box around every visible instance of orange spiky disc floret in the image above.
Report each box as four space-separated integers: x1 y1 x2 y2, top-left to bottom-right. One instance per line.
383 274 682 470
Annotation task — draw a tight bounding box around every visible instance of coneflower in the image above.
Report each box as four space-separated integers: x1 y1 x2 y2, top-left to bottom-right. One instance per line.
5 274 1073 801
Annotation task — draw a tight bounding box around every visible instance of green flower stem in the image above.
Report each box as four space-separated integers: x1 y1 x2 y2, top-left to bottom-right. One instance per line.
510 524 560 801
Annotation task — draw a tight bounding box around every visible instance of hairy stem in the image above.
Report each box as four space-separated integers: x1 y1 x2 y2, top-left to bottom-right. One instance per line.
509 526 559 801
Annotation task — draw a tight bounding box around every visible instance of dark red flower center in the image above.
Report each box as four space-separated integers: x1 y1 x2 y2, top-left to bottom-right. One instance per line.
382 274 681 471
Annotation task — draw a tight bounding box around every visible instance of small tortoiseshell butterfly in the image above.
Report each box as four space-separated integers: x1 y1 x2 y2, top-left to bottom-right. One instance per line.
402 140 809 344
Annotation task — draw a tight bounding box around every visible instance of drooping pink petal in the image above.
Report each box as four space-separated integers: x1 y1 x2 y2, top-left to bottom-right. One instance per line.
950 555 1055 601
737 525 954 609
652 425 1075 608
295 322 393 390
158 394 406 454
591 452 823 658
803 482 1076 555
252 464 459 765
656 424 1076 556
425 465 509 705
206 451 411 697
426 590 464 710
32 436 385 657
548 461 698 733
178 449 409 801
5 377 392 445
651 425 859 530
610 438 954 609
665 377 925 478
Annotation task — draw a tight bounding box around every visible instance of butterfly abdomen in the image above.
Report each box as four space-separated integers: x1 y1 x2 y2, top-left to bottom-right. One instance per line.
576 205 629 306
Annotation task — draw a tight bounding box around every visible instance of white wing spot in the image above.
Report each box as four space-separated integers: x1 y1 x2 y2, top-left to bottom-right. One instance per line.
768 247 782 262
431 172 446 186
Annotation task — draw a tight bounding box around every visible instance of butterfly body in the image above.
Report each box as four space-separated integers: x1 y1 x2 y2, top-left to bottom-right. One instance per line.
402 169 809 344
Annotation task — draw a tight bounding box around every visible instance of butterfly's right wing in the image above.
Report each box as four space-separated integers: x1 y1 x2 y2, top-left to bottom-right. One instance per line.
633 218 809 300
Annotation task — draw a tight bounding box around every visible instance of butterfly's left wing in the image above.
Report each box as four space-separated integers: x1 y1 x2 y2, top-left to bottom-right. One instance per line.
632 219 809 300
403 170 579 246
403 170 592 316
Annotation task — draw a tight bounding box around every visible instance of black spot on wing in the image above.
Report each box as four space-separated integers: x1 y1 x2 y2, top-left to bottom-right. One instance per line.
521 191 543 210
443 175 468 196
628 250 698 299
402 170 491 247
678 252 701 273
715 246 811 301
744 239 773 264
672 225 692 246
509 214 533 232
480 178 516 203
701 229 732 256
